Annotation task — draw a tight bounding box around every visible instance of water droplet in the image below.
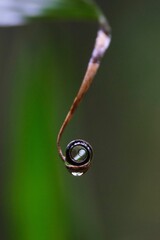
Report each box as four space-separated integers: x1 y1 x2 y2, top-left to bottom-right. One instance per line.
70 145 88 163
66 161 91 176
65 139 93 166
65 139 93 176
71 172 83 177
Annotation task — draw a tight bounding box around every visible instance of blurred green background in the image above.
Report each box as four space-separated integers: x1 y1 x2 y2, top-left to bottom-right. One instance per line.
1 0 160 239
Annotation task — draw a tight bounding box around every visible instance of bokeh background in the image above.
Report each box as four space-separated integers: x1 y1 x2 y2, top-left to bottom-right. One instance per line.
1 0 160 239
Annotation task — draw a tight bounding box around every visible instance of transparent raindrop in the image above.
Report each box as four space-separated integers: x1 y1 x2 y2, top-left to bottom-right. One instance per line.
65 139 93 176
71 172 84 177
70 145 88 164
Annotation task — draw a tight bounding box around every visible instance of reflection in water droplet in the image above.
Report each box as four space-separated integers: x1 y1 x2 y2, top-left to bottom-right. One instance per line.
71 172 83 177
71 145 88 163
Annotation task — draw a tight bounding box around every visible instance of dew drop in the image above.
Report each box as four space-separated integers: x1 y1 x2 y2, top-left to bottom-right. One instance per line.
71 172 84 177
71 146 88 163
65 140 93 176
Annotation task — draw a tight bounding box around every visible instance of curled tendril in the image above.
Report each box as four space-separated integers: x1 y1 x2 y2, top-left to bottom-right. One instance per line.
57 15 111 176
